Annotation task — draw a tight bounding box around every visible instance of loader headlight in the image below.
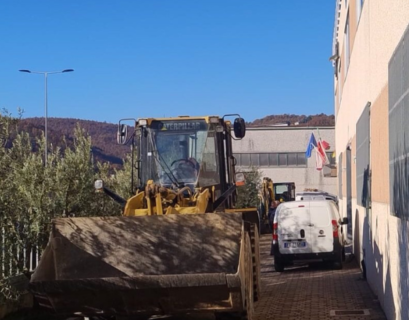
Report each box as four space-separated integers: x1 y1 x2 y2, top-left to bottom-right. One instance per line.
94 179 104 192
138 119 148 126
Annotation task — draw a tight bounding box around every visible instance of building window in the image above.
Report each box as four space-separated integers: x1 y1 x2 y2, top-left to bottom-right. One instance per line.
278 154 287 166
234 152 307 168
297 152 307 166
337 59 342 106
241 154 250 167
344 13 350 75
326 152 336 166
250 153 259 166
269 153 278 166
356 0 363 23
259 153 269 166
287 153 297 166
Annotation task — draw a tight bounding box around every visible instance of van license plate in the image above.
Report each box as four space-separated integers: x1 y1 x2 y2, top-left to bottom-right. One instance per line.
284 241 306 248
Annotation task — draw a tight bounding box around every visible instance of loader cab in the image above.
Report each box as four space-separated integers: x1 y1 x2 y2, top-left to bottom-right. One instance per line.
273 182 296 202
119 116 245 198
150 119 216 187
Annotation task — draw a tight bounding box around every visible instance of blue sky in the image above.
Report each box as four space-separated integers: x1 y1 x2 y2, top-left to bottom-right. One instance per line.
1 1 336 124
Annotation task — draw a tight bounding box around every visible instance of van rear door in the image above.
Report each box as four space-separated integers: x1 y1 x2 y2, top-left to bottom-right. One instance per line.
308 202 333 253
278 205 311 254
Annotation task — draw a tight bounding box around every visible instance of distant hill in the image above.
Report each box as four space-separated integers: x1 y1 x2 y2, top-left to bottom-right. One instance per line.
249 113 335 127
18 114 334 167
19 117 129 168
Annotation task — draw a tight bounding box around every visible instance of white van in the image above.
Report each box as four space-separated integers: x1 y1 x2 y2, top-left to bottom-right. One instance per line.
295 191 338 204
272 200 348 272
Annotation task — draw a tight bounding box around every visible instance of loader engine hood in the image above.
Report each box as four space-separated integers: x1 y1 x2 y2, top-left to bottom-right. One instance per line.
138 119 221 189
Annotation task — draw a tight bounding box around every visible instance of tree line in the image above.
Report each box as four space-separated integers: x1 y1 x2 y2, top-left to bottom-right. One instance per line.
0 109 133 301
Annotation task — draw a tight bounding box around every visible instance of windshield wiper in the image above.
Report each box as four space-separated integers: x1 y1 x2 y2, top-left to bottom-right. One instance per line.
148 132 181 187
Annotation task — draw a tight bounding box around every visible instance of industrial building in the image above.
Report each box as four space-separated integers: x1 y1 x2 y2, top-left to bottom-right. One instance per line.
232 125 336 195
332 0 409 319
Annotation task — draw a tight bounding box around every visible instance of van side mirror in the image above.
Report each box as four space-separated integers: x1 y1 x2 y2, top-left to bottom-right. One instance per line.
234 118 246 139
341 217 349 225
117 124 128 145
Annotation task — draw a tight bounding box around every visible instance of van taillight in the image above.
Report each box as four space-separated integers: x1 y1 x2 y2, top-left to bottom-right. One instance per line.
272 223 278 241
332 220 338 238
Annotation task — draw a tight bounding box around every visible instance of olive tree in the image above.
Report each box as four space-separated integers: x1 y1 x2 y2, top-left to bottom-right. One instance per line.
235 168 262 208
0 111 134 302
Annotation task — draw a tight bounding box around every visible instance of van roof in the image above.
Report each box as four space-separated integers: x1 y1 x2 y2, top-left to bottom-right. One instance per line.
278 199 332 209
296 191 337 197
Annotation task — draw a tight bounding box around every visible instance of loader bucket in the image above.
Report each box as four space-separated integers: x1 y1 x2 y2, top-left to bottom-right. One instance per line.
30 213 249 317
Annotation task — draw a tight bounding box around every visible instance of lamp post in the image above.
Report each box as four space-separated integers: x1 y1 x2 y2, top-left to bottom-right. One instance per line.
19 69 74 165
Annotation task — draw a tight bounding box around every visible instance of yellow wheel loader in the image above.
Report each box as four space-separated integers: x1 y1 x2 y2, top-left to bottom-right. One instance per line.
258 177 274 234
30 115 261 319
258 179 296 234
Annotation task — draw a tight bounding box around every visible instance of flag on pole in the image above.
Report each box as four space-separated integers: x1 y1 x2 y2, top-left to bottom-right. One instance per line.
315 148 324 170
305 133 317 158
306 130 332 171
315 129 330 169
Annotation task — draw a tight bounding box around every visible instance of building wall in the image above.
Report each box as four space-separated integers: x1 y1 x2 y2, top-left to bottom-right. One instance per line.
333 0 409 319
232 127 337 195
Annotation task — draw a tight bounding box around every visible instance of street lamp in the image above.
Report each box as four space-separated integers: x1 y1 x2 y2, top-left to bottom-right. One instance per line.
19 69 74 165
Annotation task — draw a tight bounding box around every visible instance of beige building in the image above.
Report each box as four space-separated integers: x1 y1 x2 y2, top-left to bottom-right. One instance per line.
332 0 409 319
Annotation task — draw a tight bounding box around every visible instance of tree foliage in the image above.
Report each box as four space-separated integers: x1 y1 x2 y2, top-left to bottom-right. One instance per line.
235 169 262 208
0 110 132 302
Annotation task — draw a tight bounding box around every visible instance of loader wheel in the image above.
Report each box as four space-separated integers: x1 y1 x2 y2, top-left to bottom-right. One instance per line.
242 232 255 320
249 224 261 302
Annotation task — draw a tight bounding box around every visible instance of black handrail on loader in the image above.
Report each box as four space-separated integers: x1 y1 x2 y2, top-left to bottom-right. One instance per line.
101 186 127 207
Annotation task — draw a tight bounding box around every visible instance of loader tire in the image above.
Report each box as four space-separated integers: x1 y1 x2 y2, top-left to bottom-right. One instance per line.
249 224 261 302
242 232 255 320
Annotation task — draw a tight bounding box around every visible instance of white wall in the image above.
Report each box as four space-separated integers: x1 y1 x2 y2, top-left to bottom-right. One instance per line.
233 127 337 195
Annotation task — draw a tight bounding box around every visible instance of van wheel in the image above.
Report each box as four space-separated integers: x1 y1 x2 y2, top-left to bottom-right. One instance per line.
274 255 284 272
332 252 343 270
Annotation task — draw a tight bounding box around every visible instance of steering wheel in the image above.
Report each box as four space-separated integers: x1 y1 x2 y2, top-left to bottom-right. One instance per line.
171 158 196 169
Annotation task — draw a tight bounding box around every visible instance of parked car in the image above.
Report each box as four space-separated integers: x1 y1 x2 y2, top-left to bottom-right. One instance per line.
272 200 348 272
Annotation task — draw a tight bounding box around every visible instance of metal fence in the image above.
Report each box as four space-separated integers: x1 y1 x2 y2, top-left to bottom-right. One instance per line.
388 23 409 219
0 227 40 279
